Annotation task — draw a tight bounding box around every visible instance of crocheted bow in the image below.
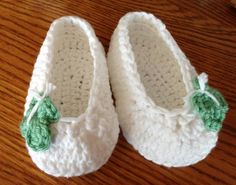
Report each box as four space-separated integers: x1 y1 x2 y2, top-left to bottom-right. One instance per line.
191 73 228 132
20 83 60 152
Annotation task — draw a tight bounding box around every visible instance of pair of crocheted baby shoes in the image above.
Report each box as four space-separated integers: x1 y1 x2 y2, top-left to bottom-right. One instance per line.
20 12 228 177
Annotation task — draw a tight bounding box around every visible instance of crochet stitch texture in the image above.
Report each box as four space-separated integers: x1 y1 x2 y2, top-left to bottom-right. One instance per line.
191 76 228 132
20 96 60 151
22 16 119 177
107 12 228 167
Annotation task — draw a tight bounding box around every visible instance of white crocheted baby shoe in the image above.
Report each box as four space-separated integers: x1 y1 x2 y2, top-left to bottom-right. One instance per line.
107 12 228 167
20 16 119 177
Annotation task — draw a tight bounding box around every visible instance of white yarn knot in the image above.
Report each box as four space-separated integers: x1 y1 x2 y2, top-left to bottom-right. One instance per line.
196 73 220 106
26 83 56 126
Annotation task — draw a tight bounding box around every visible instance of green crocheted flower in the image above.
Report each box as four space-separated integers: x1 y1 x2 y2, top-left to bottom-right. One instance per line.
191 75 228 132
20 96 60 151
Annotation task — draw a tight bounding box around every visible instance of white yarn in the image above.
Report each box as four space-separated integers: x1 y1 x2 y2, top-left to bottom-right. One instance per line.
23 16 119 177
198 73 208 91
107 12 218 167
197 73 220 105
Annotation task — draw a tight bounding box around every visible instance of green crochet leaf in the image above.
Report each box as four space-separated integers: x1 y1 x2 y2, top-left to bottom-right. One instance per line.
20 96 60 152
191 78 228 132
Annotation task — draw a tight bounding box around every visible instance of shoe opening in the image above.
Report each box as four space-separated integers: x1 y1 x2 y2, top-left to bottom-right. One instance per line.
49 18 94 117
127 16 187 110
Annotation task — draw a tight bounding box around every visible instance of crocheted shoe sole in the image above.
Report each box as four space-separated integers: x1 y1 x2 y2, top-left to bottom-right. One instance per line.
21 16 119 177
107 12 227 167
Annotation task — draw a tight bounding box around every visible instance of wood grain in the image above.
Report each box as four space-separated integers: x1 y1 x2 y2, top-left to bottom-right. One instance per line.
0 0 236 184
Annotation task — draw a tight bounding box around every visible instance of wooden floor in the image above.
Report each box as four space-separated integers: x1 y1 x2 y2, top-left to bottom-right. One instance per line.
0 0 236 184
